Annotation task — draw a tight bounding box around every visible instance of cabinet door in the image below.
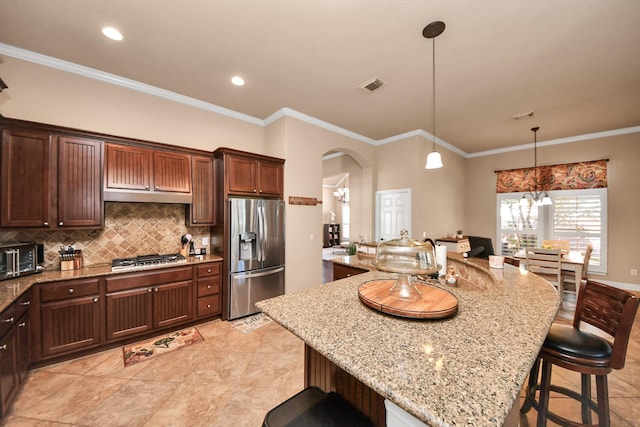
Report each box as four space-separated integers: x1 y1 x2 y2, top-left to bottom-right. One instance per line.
153 281 193 329
57 136 103 228
257 160 283 196
187 155 215 225
227 155 257 194
16 312 30 384
0 326 18 417
105 287 154 341
105 143 151 191
41 295 101 357
0 128 52 228
332 263 367 281
153 151 191 193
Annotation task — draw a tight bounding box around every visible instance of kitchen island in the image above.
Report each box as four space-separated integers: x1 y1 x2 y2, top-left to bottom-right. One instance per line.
256 255 561 426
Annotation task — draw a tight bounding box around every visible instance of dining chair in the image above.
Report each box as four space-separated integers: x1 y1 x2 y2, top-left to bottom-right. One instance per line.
562 245 593 297
525 247 563 298
521 279 639 426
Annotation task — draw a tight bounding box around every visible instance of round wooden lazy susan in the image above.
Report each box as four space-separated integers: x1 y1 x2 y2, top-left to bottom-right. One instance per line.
358 279 458 319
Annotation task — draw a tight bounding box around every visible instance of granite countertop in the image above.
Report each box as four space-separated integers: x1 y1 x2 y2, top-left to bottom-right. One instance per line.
0 254 223 313
257 255 561 426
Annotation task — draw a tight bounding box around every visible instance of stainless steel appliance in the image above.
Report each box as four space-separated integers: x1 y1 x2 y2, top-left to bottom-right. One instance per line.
111 253 187 272
228 198 285 320
0 242 44 280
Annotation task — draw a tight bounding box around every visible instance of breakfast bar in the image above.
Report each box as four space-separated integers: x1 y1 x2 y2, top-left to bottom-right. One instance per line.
257 255 561 426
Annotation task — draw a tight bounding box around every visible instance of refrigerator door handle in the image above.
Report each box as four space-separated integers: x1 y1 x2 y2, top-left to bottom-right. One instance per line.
231 266 285 280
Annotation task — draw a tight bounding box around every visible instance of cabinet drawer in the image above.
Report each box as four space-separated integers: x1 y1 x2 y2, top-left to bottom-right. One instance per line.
197 295 220 317
197 277 220 297
197 262 221 278
15 291 31 319
0 304 16 338
106 266 192 292
41 279 100 302
332 264 368 281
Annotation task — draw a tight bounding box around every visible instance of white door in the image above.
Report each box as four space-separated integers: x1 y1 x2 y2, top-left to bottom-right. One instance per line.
375 189 411 241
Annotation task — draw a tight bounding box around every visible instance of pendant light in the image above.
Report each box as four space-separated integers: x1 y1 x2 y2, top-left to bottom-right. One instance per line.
520 127 552 207
424 21 445 169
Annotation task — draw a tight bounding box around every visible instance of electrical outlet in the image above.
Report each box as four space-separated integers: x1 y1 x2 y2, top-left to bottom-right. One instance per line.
309 234 315 242
202 237 209 246
631 269 638 277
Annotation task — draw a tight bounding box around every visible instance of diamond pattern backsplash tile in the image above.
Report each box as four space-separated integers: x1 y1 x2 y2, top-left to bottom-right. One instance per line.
0 202 211 270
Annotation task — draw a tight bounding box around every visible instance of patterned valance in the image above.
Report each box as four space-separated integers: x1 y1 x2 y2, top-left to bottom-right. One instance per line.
496 160 608 193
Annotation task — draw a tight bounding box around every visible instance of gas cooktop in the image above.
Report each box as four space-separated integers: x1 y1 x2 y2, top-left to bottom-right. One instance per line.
111 253 187 272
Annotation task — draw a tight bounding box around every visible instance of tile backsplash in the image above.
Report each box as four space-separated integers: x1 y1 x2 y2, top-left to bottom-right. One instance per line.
0 202 210 270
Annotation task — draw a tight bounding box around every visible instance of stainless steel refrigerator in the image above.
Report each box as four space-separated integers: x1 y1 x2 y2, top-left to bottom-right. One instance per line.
228 198 285 320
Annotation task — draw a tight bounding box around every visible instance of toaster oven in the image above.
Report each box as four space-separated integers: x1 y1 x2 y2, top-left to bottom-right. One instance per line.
0 242 44 280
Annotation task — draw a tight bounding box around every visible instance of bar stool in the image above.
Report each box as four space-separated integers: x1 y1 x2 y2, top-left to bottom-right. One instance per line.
263 386 374 427
521 279 639 426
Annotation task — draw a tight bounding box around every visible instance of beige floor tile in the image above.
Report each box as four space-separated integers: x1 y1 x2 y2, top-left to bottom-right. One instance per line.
11 375 127 423
74 379 175 426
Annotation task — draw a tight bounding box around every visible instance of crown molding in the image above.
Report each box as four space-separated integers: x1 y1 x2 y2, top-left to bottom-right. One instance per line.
2 43 638 158
0 43 264 126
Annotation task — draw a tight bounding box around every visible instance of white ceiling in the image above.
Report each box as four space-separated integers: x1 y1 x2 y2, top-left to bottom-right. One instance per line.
1 0 639 153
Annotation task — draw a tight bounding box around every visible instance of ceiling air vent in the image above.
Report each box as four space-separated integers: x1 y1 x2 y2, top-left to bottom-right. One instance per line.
359 77 384 93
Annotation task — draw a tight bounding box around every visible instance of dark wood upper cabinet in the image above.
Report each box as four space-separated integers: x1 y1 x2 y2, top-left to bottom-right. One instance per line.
152 150 191 193
215 148 284 198
57 136 103 228
0 127 103 229
187 155 215 226
104 143 151 191
104 143 192 203
0 128 53 228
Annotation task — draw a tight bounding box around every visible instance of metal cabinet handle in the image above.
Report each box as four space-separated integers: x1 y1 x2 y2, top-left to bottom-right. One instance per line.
145 185 149 190
148 288 153 293
93 297 99 303
154 287 159 292
207 285 211 289
19 301 30 306
155 186 159 190
253 189 257 193
207 304 211 309
1 317 14 323
68 288 74 294
193 219 197 223
43 221 49 226
207 268 211 273
0 345 6 350
259 189 263 193
59 221 64 226
18 322 26 327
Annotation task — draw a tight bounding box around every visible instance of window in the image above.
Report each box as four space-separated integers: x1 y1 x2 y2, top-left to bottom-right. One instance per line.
496 188 607 274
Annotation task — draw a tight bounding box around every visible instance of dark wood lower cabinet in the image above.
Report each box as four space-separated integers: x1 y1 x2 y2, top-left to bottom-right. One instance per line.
105 267 194 341
40 295 101 357
105 287 154 341
0 326 18 416
305 345 386 427
39 278 102 357
333 263 368 281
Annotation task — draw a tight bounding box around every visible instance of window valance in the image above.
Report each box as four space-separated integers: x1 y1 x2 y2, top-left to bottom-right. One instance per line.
496 159 608 193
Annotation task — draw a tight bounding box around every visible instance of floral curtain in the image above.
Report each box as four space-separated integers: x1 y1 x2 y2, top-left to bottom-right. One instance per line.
496 159 607 193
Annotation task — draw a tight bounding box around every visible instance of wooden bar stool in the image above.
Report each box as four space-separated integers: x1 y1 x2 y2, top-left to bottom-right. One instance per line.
521 279 639 426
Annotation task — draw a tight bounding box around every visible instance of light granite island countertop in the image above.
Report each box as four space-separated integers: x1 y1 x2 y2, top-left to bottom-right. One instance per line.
256 255 561 427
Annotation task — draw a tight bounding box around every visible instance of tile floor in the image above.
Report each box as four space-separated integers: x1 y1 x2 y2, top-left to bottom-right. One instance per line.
3 293 640 426
2 319 304 426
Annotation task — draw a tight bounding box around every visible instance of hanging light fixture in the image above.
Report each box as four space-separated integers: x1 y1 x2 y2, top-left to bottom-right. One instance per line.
520 127 552 207
423 21 445 169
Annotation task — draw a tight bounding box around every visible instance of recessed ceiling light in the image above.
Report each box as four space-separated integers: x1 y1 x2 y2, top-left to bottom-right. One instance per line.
102 26 123 41
231 76 245 86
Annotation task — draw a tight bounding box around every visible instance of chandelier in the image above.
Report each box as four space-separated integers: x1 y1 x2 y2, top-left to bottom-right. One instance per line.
334 185 349 203
423 21 445 169
520 126 552 207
